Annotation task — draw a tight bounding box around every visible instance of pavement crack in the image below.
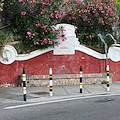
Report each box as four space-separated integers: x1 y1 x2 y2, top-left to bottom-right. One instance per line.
62 86 70 95
101 84 107 90
83 86 91 94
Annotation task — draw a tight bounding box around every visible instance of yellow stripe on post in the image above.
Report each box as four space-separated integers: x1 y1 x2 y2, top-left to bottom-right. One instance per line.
49 68 53 96
23 76 26 78
106 65 110 92
23 89 26 91
49 76 52 78
50 87 52 90
22 68 26 101
80 66 82 93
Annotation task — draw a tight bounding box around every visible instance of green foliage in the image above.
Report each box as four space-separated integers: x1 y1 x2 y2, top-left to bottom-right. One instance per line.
0 30 15 46
4 0 66 52
114 0 120 5
0 30 14 57
13 41 37 54
0 0 4 11
114 1 120 16
63 0 119 46
101 80 107 84
0 31 7 46
1 0 120 53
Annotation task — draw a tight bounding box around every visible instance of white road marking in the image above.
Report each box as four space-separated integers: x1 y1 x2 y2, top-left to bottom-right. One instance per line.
4 93 120 110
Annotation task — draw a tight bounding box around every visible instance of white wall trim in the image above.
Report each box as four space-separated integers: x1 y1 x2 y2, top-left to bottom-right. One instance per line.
75 45 106 59
15 45 106 61
16 48 54 61
0 44 107 64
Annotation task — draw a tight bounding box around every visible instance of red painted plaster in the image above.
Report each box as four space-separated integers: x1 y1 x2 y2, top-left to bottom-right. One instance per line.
0 50 119 84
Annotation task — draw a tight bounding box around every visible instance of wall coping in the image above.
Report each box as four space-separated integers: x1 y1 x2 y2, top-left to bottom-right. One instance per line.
15 45 106 61
75 45 106 59
16 48 53 61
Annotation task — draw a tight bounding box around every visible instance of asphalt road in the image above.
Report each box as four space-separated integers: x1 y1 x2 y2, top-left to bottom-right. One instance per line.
1 94 120 120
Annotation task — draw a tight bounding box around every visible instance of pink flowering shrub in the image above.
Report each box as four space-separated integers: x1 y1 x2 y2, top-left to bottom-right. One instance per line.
5 0 66 50
63 0 119 46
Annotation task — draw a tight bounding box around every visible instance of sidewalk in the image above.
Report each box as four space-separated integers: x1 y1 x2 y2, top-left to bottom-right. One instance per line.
0 82 120 104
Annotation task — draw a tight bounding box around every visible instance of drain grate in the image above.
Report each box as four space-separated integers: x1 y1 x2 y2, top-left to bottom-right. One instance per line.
95 98 114 103
33 92 49 95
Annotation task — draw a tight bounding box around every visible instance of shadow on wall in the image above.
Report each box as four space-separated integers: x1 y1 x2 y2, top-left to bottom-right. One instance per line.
55 65 72 74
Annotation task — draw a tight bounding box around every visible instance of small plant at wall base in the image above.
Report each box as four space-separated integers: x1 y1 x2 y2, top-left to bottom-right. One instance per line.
101 80 107 84
4 0 66 51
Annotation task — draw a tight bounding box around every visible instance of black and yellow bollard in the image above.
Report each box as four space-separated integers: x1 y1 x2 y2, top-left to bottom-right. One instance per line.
80 66 82 93
49 68 53 96
22 68 27 101
107 65 110 92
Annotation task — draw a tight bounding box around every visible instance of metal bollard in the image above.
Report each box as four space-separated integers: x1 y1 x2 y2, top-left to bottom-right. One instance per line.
22 68 27 101
80 66 82 93
107 65 110 92
49 68 53 96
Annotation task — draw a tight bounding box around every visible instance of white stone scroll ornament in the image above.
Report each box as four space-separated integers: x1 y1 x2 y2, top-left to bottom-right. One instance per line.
108 44 120 62
54 24 77 55
0 45 17 64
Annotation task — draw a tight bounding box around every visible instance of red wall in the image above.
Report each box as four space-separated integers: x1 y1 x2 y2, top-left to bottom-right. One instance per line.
0 50 119 84
109 60 120 82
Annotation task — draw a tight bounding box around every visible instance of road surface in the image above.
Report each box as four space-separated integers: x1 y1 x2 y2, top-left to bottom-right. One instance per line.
1 94 120 120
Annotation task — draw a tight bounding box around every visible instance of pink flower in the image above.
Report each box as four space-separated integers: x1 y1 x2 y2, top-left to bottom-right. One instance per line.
10 3 14 5
27 32 31 35
104 16 107 19
68 17 71 20
99 6 102 10
44 39 47 41
56 35 61 39
55 43 61 47
83 19 85 21
89 35 92 38
21 12 26 15
113 25 115 27
101 11 104 13
41 42 44 45
116 15 119 21
34 42 39 45
33 33 35 36
62 38 65 41
27 31 35 39
41 25 48 30
19 0 23 2
50 13 54 18
52 28 55 34
41 11 44 14
49 41 53 44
